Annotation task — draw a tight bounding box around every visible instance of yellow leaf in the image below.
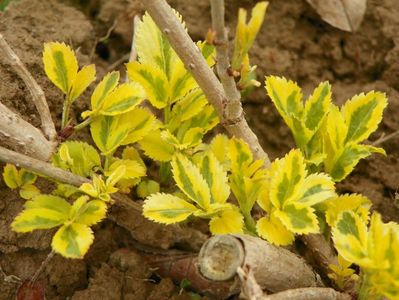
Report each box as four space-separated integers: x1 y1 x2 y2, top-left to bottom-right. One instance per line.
43 42 78 94
269 149 305 209
19 184 40 200
256 214 295 246
52 223 94 259
297 173 336 206
342 91 388 143
126 61 169 108
275 204 319 235
139 129 175 162
135 12 181 78
2 163 20 188
265 76 304 128
106 159 146 179
85 71 120 118
232 2 268 70
171 154 211 210
69 64 96 102
324 194 371 227
209 209 244 234
99 83 145 116
70 196 107 226
199 152 230 204
143 193 197 224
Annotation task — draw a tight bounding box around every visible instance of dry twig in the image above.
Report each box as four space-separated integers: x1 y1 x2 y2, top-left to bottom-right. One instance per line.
0 33 56 141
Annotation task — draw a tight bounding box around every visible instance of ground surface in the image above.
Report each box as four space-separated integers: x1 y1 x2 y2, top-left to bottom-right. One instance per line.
1 0 399 299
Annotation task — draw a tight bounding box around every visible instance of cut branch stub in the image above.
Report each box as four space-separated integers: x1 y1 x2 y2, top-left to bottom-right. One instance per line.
198 234 323 293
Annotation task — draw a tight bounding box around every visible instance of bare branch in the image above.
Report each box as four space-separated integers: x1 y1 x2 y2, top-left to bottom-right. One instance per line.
210 0 242 112
262 287 351 300
198 235 323 292
0 33 57 141
0 103 55 161
136 0 270 166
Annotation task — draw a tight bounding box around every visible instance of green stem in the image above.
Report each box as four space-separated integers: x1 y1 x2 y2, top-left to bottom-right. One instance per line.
104 153 113 171
74 117 93 131
164 104 171 124
358 272 374 300
61 96 71 129
243 210 257 234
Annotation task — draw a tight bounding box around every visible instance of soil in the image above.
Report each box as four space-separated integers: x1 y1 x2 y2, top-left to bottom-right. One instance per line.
1 0 399 299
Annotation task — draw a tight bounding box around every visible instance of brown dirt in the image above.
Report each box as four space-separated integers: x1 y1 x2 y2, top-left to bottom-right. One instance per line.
1 0 399 299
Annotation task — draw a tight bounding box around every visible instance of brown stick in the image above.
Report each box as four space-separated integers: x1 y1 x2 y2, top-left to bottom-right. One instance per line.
261 288 351 300
137 0 270 166
198 235 323 292
0 103 55 161
0 33 57 141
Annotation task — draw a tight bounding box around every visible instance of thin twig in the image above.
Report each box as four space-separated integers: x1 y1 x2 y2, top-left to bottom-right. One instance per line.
210 0 243 128
371 129 399 146
123 15 141 82
136 0 270 166
30 250 55 285
261 287 351 300
0 33 57 141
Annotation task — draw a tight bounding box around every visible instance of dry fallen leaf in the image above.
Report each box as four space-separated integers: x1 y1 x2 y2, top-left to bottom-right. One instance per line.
305 0 367 32
16 280 46 300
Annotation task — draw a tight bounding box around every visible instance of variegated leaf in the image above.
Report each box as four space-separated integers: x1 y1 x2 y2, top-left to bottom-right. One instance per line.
275 204 319 234
69 64 96 102
99 83 145 116
199 152 230 204
139 129 175 162
43 42 78 94
304 81 331 131
143 193 197 224
52 223 94 258
171 153 211 210
126 61 169 108
342 91 387 144
269 149 305 209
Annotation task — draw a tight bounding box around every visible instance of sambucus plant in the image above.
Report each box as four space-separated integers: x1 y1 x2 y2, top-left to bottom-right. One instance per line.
1 1 397 299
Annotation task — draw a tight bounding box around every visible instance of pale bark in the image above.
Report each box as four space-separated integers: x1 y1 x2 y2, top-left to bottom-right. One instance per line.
198 235 323 292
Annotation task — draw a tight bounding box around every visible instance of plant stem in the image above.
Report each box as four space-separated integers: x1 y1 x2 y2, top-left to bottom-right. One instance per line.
243 210 257 234
137 0 270 167
358 272 372 300
104 153 113 171
74 117 93 131
61 96 71 129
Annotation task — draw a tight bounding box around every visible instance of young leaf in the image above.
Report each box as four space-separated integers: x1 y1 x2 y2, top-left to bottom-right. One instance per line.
304 81 331 131
269 149 305 209
199 152 230 204
3 164 21 189
143 193 197 224
69 64 96 103
209 209 244 234
256 214 295 246
52 223 94 259
90 108 153 155
70 197 107 226
99 83 145 116
83 71 120 118
126 62 169 109
135 12 181 78
106 159 146 179
332 211 369 265
12 209 65 232
43 42 78 94
342 91 388 144
265 76 304 127
139 129 175 162
171 154 211 210
232 2 268 70
52 141 100 177
24 194 72 215
325 143 380 182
